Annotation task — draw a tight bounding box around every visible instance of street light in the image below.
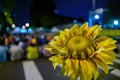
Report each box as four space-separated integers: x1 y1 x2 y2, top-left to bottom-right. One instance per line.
94 14 100 19
25 23 29 27
11 24 15 28
114 20 119 26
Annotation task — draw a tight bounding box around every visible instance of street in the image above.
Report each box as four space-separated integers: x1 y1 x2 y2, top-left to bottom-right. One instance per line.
0 54 120 80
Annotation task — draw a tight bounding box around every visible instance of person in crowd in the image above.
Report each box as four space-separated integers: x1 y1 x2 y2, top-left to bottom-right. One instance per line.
41 43 51 58
9 41 24 61
39 35 46 45
4 33 13 46
21 39 29 58
0 38 8 62
46 34 53 42
26 38 39 59
18 39 24 47
41 39 51 57
28 34 37 44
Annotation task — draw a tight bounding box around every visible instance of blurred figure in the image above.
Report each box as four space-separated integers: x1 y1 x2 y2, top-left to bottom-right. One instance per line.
46 34 53 42
41 39 51 57
18 39 24 47
27 40 39 59
29 34 37 45
9 41 24 61
0 38 8 62
21 39 29 57
39 35 46 44
41 43 51 57
4 33 13 46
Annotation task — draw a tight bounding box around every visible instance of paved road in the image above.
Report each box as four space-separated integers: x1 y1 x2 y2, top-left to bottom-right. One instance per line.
0 54 120 80
0 57 68 80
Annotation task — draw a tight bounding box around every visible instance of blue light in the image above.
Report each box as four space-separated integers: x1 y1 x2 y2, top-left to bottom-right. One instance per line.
20 29 27 33
28 28 32 33
94 14 99 19
73 19 78 24
54 9 58 14
113 20 119 25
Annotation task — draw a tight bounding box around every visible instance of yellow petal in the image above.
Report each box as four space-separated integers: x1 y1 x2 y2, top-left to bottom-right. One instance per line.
96 50 116 64
95 36 117 47
61 63 66 76
59 30 70 40
63 58 73 76
88 59 99 80
97 39 116 47
69 72 79 80
49 41 63 47
49 55 63 64
72 50 77 58
95 36 110 43
80 22 89 30
70 24 80 36
80 52 86 59
104 51 116 60
54 36 61 42
47 44 67 55
71 24 79 31
103 44 117 51
52 62 60 69
79 22 89 36
96 52 114 65
92 25 102 39
59 35 68 44
87 25 102 39
79 60 93 80
95 36 117 51
87 46 95 57
72 59 79 72
93 57 109 74
64 29 71 38
45 47 60 55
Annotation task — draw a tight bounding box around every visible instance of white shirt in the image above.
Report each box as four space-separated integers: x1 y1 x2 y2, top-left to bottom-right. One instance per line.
9 45 24 61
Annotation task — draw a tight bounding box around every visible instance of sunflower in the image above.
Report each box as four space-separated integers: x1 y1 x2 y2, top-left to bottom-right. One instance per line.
45 23 117 80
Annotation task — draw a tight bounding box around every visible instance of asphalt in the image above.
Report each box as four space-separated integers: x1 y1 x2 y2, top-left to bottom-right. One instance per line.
0 60 25 80
0 54 120 80
0 57 69 80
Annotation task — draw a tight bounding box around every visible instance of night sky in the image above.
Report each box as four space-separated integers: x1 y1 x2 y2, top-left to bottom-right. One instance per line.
13 0 108 26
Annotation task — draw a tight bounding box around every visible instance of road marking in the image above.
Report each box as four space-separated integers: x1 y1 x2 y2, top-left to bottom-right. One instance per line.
22 60 44 80
114 53 120 64
110 68 120 77
114 59 120 64
116 54 120 57
109 57 120 77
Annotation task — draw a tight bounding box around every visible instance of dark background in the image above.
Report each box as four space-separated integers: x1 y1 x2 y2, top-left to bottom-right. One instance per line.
13 0 109 26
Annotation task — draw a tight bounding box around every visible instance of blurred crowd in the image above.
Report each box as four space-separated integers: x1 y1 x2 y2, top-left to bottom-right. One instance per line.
0 33 53 62
0 32 120 63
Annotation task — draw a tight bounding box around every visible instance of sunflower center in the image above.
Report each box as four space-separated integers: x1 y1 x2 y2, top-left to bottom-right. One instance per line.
67 36 89 51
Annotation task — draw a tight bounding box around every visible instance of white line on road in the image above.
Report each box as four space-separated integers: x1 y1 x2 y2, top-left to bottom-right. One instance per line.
114 59 120 64
116 54 120 57
22 60 44 80
110 68 120 77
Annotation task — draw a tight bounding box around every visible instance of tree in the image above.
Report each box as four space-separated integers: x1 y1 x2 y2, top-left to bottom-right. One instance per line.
30 0 57 28
0 0 16 34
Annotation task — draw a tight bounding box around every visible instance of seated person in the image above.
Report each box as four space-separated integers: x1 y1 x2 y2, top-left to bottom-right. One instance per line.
0 38 8 62
9 41 24 61
27 40 39 59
